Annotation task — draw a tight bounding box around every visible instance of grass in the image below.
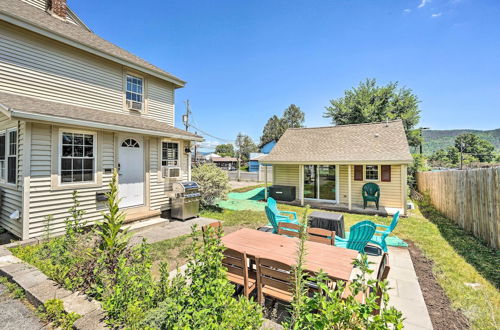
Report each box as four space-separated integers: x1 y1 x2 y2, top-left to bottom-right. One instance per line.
150 199 499 329
230 183 267 193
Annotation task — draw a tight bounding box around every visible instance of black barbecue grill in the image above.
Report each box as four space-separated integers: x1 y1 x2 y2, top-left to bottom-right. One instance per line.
171 181 201 220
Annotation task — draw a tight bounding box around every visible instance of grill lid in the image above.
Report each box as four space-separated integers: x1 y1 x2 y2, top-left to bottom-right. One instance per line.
181 181 199 190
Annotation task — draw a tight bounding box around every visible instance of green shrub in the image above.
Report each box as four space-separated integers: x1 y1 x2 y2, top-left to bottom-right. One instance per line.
141 226 263 329
39 299 81 330
191 163 230 207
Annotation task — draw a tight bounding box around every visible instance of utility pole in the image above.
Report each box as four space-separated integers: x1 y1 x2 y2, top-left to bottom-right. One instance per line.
419 127 430 154
460 142 465 170
182 100 191 131
194 131 198 166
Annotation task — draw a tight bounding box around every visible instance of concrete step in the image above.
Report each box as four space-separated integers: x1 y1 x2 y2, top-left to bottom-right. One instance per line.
122 217 168 232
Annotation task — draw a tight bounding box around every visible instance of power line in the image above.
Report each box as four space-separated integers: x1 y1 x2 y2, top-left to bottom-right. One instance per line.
187 122 234 144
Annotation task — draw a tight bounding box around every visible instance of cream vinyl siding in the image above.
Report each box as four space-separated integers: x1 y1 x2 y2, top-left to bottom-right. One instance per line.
148 78 175 126
149 138 188 211
0 23 176 125
273 164 300 199
339 165 403 208
0 114 23 237
27 124 114 238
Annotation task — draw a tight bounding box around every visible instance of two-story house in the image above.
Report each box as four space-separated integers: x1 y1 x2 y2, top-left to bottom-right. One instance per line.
0 0 202 239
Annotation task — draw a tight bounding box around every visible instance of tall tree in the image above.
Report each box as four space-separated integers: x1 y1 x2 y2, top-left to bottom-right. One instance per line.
282 104 305 130
260 115 283 146
214 143 235 157
455 133 495 162
260 104 305 146
324 78 421 147
235 133 258 163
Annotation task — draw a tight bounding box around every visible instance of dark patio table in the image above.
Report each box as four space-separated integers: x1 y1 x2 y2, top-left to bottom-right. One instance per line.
308 211 345 238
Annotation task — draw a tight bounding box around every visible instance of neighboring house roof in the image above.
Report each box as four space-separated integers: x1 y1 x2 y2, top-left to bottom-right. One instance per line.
250 153 266 161
213 157 238 162
0 0 185 87
0 92 203 141
261 120 413 164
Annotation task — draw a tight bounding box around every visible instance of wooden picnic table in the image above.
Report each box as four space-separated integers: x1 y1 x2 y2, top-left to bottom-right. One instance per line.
221 228 358 281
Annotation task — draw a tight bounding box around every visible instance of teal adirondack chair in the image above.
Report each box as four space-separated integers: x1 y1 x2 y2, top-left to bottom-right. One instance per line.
265 206 299 234
335 220 376 253
362 183 380 210
267 197 297 220
369 211 400 252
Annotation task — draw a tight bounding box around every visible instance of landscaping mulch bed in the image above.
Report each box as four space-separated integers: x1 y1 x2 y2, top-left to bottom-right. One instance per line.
407 241 470 329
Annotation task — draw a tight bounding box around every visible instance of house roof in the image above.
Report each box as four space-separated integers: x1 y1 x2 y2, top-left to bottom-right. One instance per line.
0 92 203 141
0 0 185 87
261 120 413 164
213 157 238 162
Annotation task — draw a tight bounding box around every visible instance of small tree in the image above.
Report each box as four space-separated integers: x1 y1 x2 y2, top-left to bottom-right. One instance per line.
260 104 305 146
324 78 421 147
191 163 230 207
215 143 235 157
235 133 258 163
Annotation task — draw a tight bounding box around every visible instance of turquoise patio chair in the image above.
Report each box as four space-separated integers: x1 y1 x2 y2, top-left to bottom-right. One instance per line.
369 211 400 253
362 183 380 210
335 220 376 253
265 206 299 234
267 197 297 220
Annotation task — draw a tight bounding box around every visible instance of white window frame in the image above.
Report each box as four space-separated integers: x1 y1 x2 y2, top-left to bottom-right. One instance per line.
161 141 180 168
58 129 97 186
125 72 146 112
6 128 17 185
365 164 380 181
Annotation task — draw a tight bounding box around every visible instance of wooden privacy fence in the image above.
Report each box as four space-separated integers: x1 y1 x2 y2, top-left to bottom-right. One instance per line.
416 167 500 249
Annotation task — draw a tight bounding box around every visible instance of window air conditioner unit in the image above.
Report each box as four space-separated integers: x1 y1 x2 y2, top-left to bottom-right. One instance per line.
162 166 181 179
126 100 143 112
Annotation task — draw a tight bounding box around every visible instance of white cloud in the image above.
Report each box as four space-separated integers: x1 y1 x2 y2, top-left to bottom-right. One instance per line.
431 12 442 18
403 8 411 13
197 140 220 150
418 0 429 8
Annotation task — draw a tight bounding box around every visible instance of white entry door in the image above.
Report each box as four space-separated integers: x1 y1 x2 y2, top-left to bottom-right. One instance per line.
119 137 144 208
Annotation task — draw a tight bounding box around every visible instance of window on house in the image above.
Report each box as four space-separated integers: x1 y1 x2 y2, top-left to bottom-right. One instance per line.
162 142 179 167
0 134 5 180
7 130 17 184
365 165 379 181
126 74 143 104
61 132 95 183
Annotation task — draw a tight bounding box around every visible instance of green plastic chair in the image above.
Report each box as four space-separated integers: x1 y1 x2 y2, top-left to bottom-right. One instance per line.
335 220 376 253
369 211 400 252
265 206 299 234
362 183 380 210
267 197 297 220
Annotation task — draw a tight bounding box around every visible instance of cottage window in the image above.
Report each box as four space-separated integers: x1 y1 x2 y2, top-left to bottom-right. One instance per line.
60 132 96 183
126 74 143 104
162 142 179 167
365 165 379 181
6 130 17 184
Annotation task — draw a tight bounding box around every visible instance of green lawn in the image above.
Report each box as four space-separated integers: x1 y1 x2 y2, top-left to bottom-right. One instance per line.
230 183 267 193
149 200 499 329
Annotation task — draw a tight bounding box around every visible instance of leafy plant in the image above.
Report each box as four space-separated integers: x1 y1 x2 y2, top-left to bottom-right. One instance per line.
191 163 230 207
39 299 81 330
141 225 263 329
0 276 25 299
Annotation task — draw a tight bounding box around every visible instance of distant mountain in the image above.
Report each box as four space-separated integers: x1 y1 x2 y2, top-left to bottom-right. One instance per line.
420 129 500 154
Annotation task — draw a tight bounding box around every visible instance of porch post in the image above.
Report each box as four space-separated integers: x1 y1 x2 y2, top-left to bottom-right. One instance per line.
299 164 304 206
264 164 268 200
348 165 352 210
401 164 408 215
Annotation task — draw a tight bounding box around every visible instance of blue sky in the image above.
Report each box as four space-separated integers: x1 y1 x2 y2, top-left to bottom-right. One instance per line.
70 0 500 149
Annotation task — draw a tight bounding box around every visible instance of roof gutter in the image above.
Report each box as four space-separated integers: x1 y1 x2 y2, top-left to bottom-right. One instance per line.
5 108 203 141
260 160 413 165
0 12 186 88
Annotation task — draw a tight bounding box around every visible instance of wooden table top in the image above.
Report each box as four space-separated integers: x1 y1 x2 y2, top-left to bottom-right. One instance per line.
221 228 358 281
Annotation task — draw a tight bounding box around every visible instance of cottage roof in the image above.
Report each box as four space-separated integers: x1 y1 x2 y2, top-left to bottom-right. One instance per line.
261 120 413 164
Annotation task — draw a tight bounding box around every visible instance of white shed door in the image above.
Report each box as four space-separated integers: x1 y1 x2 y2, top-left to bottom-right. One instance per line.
119 138 144 208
